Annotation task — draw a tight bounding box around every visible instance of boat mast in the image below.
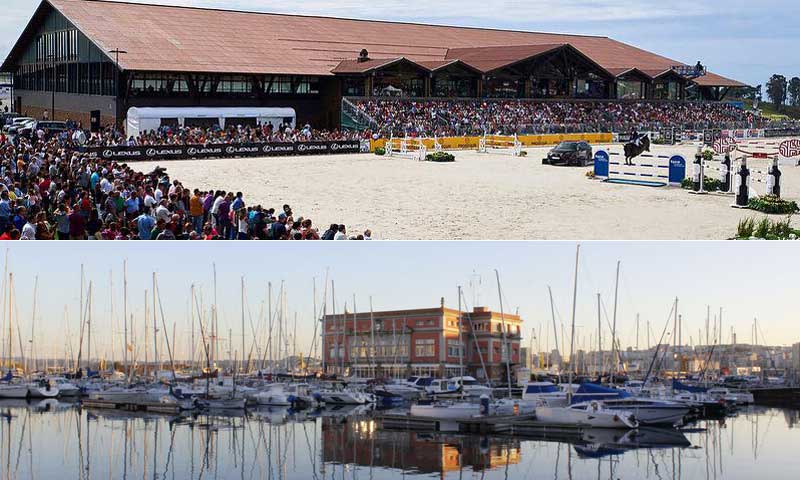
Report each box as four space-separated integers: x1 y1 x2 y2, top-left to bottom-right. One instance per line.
241 276 245 374
87 281 92 373
143 289 148 379
494 270 512 397
320 280 326 375
610 260 620 383
190 285 195 376
352 294 357 378
6 273 12 373
123 260 128 380
152 273 159 376
457 286 464 398
547 286 561 373
567 244 580 402
30 276 38 374
596 293 601 377
369 296 375 379
213 263 218 370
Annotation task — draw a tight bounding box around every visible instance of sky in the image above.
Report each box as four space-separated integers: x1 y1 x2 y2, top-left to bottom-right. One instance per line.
0 241 797 365
1 0 799 87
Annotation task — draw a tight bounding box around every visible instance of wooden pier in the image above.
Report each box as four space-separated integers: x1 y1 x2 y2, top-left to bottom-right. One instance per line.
81 399 183 414
377 413 535 433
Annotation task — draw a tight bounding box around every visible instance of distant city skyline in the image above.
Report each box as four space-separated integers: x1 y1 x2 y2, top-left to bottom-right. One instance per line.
0 242 796 366
2 0 798 87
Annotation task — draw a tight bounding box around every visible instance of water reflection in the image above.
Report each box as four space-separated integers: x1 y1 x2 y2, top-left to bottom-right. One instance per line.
0 400 797 480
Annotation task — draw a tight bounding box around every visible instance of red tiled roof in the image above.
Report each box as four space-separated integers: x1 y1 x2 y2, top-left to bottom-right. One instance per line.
692 72 747 88
3 0 745 87
331 57 407 74
445 44 565 72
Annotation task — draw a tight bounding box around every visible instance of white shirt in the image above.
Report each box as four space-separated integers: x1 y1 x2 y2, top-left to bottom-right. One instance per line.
334 232 347 240
99 178 113 194
21 222 36 240
144 194 156 210
211 196 224 215
155 204 171 223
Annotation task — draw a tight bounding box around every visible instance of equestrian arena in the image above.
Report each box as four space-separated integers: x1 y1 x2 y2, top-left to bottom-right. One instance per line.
137 138 800 240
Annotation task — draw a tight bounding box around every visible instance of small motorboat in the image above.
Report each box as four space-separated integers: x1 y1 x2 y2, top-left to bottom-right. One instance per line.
535 401 638 429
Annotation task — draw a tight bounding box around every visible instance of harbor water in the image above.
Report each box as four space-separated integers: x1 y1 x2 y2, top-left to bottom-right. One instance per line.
0 401 797 479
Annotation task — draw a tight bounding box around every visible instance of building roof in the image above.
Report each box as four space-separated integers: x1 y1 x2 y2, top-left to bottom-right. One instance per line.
445 44 567 72
1 0 746 87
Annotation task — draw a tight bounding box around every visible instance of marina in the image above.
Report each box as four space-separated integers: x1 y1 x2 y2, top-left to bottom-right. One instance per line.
0 400 797 479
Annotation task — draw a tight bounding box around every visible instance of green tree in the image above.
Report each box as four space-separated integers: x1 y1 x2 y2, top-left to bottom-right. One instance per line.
789 77 800 107
766 74 788 110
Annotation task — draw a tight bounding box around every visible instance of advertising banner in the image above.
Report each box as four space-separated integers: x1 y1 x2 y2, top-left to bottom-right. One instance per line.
82 140 362 161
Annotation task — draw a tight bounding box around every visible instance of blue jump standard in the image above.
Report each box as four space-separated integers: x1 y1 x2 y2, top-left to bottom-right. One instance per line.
593 150 686 187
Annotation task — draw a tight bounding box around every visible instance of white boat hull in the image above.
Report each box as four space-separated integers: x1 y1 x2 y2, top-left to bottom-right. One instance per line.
0 385 29 399
536 404 637 429
27 385 60 399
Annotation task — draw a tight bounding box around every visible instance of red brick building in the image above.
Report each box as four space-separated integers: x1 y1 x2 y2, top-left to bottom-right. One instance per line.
322 303 522 382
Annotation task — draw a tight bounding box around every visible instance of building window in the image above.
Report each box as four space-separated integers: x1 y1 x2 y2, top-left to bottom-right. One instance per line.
447 340 463 357
130 73 189 96
617 80 643 100
433 77 475 97
295 76 319 94
343 77 365 97
268 76 293 94
217 75 252 94
654 81 680 100
415 339 435 357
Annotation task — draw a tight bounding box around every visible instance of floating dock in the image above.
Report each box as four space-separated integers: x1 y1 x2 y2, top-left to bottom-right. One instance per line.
377 413 536 433
81 399 182 414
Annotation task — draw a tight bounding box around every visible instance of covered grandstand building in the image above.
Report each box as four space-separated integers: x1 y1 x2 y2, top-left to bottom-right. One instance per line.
1 0 747 129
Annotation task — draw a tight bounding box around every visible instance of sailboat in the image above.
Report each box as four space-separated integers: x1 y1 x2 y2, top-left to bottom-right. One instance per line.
0 273 60 399
533 246 638 429
191 269 245 411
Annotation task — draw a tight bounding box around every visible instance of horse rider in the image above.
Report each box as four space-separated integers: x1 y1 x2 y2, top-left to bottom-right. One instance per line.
630 129 642 147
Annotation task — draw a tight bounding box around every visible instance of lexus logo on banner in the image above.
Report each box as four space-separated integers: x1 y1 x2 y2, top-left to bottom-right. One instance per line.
81 140 361 161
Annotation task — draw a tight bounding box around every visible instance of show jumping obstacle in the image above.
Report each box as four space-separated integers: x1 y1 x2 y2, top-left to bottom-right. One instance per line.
478 133 523 157
385 136 427 161
694 144 785 206
593 150 686 187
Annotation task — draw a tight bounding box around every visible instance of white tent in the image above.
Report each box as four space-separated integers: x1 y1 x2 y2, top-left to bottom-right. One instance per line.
125 106 296 138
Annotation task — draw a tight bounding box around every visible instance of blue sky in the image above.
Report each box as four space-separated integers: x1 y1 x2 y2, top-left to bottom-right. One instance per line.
1 0 799 87
0 241 797 363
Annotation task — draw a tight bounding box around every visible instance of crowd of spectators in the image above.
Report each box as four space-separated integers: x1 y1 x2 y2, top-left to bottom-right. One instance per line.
351 99 766 138
0 124 372 240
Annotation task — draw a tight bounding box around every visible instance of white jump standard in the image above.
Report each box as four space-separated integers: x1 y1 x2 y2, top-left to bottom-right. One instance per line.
478 133 522 157
593 150 686 187
385 136 427 161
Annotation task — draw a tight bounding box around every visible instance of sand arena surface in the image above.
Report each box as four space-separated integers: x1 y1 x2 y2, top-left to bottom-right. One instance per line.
136 141 800 240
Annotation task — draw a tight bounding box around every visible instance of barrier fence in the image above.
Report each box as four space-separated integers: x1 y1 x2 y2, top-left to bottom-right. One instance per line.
81 140 366 161
371 132 613 152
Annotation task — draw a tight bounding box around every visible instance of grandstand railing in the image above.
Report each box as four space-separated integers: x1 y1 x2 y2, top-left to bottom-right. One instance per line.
342 97 379 131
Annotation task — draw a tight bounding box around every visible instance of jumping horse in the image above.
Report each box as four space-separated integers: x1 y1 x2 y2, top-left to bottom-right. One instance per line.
623 134 651 165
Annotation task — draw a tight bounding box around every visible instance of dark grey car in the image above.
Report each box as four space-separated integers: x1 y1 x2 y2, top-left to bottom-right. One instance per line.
543 141 593 166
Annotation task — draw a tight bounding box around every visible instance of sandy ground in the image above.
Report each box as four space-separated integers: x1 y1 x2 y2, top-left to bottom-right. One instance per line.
135 141 800 240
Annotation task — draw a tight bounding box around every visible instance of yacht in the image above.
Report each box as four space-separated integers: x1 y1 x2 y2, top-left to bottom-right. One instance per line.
26 379 60 399
522 382 568 407
598 398 691 426
315 387 376 405
535 401 638 429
